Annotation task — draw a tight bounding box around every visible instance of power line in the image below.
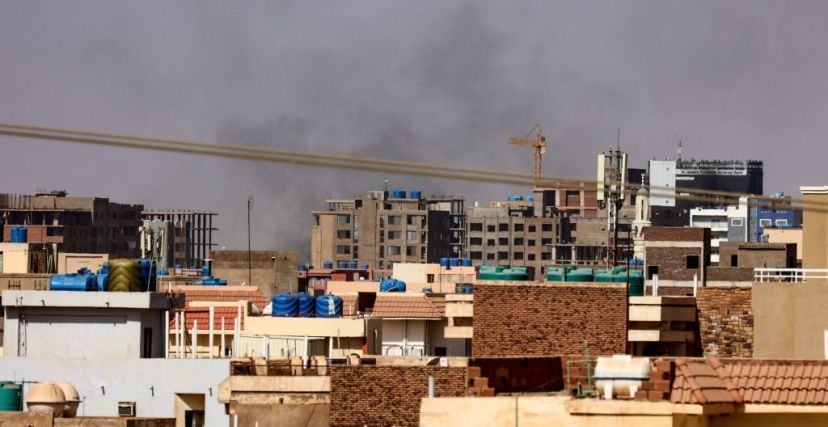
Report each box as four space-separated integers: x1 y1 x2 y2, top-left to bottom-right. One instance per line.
0 121 824 213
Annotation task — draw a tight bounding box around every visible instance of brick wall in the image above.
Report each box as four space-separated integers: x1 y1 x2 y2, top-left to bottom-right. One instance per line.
644 285 695 296
707 267 754 282
473 283 627 357
329 366 466 427
697 287 753 358
646 247 704 281
643 227 707 242
470 357 563 393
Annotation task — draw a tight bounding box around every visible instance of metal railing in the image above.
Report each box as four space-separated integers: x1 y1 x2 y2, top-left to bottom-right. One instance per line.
754 268 828 283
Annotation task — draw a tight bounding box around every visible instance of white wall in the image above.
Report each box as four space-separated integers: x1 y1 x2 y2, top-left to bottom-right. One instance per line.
0 358 229 426
381 319 427 356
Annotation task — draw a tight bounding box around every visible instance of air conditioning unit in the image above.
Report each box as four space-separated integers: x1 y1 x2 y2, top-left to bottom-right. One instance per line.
118 401 136 417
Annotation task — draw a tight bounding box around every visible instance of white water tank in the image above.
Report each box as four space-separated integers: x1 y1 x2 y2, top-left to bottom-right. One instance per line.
594 355 650 400
26 383 66 417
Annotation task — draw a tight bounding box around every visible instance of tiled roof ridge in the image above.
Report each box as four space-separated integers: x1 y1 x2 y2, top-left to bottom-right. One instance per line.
675 359 710 404
707 356 745 404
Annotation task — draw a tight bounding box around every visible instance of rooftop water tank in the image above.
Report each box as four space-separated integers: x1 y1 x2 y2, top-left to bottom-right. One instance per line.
201 277 228 286
594 355 650 400
0 382 22 412
54 382 80 418
440 258 450 268
26 383 66 417
391 188 406 199
565 268 594 282
479 265 529 281
462 258 473 267
449 258 459 267
49 273 97 292
349 260 358 269
138 259 157 292
337 260 349 269
526 195 534 202
506 195 522 201
546 267 565 282
411 189 422 199
272 293 299 317
380 278 406 292
360 263 370 270
16 226 26 243
323 261 333 269
297 292 316 316
316 295 343 317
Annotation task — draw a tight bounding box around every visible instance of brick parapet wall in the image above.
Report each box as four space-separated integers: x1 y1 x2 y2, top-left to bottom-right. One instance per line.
646 247 704 281
473 283 627 357
697 287 753 358
643 227 708 242
707 267 754 282
329 366 466 427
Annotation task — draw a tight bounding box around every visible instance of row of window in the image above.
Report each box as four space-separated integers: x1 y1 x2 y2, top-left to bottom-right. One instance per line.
469 237 553 246
468 251 551 261
469 223 554 233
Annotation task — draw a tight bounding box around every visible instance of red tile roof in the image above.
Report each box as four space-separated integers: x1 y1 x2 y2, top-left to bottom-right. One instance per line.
170 306 243 330
671 357 742 405
726 360 828 405
370 295 442 318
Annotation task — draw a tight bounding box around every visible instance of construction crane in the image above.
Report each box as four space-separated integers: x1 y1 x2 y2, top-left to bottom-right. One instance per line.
508 124 547 185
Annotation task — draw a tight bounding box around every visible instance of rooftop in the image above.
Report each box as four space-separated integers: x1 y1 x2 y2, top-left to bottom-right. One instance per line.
1 290 176 309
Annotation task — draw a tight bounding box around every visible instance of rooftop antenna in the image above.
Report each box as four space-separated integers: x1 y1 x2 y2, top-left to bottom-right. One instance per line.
617 128 621 150
676 141 683 160
383 178 389 192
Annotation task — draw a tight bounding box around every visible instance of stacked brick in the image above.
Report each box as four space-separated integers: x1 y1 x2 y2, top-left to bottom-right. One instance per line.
696 287 753 358
634 359 674 402
473 283 627 357
329 366 467 427
467 366 495 397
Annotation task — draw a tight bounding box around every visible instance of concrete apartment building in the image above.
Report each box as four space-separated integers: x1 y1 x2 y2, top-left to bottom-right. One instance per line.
141 210 217 268
310 190 458 270
0 191 143 259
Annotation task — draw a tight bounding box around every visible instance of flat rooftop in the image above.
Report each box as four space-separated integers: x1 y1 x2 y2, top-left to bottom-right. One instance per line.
2 290 177 309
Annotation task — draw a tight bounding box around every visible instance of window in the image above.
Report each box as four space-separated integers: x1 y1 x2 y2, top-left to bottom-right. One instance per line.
487 225 496 233
387 246 401 255
686 255 700 269
470 251 482 260
336 230 351 239
528 225 536 233
647 265 659 279
498 238 508 246
541 238 552 245
527 254 536 261
528 240 536 247
336 215 351 224
499 224 509 232
514 238 524 246
470 237 483 246
336 245 351 255
388 216 402 225
513 252 523 260
730 218 744 227
406 246 416 256
427 274 435 283
142 327 152 358
541 252 551 260
379 246 384 258
775 219 789 227
542 224 553 232
731 254 738 267
487 239 496 247
470 223 483 232
406 231 418 241
388 231 402 240
514 224 524 232
486 253 495 260
498 251 509 260
759 219 772 227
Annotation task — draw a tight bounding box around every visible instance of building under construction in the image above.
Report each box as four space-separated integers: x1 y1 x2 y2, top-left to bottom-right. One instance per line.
141 210 217 268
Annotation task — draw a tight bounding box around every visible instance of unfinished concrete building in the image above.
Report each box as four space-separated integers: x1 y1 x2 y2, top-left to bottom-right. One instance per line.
310 190 459 270
0 191 143 261
141 210 217 268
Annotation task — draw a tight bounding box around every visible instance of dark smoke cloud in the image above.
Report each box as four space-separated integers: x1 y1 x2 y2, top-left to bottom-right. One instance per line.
1 1 826 259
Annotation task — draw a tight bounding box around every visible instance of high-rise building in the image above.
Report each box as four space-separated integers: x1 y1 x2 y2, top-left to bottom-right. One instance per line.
310 190 460 270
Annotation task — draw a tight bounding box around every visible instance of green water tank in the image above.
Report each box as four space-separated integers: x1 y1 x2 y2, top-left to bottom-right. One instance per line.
594 272 614 283
546 267 565 282
0 383 22 411
565 268 594 282
479 265 529 281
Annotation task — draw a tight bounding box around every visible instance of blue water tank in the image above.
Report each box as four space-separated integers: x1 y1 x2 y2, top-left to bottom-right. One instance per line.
202 277 228 286
439 258 450 268
202 264 211 277
50 273 97 292
360 263 370 270
506 195 522 202
526 195 534 202
380 278 406 292
349 260 358 269
411 189 423 199
298 263 308 272
462 258 473 267
297 292 316 316
272 293 299 317
316 295 343 317
16 227 26 243
462 285 473 294
337 260 349 269
449 258 459 267
9 227 17 243
323 261 334 269
138 259 156 292
391 188 406 199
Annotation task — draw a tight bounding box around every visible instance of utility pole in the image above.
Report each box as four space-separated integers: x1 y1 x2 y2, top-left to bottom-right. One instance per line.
247 195 254 286
597 131 628 268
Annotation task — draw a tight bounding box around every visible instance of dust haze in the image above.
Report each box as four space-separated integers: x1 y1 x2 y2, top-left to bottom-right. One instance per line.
1 1 826 259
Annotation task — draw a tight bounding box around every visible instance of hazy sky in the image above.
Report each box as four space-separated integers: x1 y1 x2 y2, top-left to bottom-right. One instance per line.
1 1 826 258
